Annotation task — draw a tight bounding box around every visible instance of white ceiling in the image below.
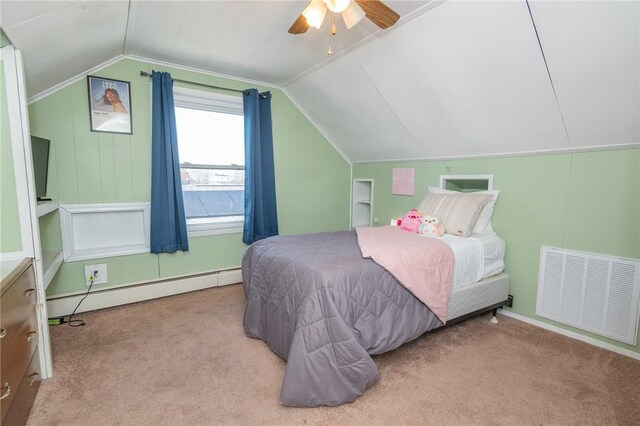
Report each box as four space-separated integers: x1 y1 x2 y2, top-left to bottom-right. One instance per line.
1 1 638 163
286 0 639 162
287 0 569 161
0 0 431 96
1 1 129 97
528 0 639 149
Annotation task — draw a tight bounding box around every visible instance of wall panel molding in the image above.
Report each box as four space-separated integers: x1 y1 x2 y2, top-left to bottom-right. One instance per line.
59 202 150 261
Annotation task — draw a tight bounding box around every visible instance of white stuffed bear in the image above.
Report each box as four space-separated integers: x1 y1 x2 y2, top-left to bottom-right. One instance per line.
419 215 445 237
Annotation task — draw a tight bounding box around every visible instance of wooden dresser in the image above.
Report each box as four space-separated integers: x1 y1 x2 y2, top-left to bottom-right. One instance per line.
1 259 41 425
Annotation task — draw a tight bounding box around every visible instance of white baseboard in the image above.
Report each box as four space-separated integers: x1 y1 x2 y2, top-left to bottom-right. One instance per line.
46 268 242 318
499 310 640 361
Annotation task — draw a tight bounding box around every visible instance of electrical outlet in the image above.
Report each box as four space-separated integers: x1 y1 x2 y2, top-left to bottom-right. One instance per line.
507 294 514 308
84 264 108 286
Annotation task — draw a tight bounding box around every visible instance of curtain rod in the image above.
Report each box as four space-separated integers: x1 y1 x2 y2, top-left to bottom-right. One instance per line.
140 71 245 94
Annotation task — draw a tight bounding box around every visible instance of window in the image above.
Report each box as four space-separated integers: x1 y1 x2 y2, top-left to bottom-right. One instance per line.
173 86 244 236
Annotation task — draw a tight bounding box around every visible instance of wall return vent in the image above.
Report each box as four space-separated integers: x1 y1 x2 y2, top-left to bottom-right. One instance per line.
536 246 640 345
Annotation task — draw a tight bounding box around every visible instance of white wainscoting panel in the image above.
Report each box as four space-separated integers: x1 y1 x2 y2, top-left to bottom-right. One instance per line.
59 203 150 261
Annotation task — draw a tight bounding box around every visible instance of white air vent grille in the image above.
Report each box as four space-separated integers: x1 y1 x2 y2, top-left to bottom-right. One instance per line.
537 247 640 345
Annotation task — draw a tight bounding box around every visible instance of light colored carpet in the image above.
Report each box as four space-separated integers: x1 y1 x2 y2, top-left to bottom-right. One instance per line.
28 284 640 425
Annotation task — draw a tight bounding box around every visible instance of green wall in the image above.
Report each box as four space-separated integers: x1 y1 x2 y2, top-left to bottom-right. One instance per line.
0 30 11 48
353 148 640 353
39 210 62 254
28 58 351 295
0 51 23 253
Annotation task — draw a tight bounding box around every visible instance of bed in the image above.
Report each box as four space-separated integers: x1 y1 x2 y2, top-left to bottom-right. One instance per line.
242 228 509 407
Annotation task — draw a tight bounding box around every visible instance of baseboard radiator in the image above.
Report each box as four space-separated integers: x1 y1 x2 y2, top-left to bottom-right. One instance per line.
46 268 242 318
536 246 640 345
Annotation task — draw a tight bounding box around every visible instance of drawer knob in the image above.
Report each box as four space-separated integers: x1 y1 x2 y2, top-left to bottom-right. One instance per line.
26 330 37 342
0 328 6 339
28 372 40 386
24 288 36 297
0 383 10 400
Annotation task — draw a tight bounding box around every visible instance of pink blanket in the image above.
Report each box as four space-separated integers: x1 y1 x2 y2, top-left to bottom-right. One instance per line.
356 226 454 322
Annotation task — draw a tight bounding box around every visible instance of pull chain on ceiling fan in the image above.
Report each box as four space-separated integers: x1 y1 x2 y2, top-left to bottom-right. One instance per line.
289 0 400 55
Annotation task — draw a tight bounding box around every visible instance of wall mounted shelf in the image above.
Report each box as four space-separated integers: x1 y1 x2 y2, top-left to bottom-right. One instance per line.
42 250 63 289
352 179 374 228
36 200 58 218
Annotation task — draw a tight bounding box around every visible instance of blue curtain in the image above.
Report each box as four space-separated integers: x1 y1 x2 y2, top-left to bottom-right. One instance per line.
243 89 278 245
150 71 189 253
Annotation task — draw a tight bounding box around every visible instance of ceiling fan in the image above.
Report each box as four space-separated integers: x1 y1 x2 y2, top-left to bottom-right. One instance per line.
288 0 400 35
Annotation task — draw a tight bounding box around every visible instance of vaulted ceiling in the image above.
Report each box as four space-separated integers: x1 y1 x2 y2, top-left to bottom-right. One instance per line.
1 1 638 163
0 0 430 94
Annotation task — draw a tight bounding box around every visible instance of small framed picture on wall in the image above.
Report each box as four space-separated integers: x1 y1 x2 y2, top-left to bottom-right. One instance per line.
87 75 133 134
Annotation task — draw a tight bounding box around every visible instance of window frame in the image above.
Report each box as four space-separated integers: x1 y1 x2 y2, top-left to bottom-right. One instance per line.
173 86 245 237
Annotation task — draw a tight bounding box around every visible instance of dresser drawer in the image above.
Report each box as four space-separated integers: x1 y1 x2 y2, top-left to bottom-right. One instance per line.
1 265 37 360
0 310 38 423
2 352 41 426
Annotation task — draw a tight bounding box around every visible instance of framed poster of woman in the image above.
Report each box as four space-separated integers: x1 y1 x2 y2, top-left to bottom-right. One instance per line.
87 76 133 134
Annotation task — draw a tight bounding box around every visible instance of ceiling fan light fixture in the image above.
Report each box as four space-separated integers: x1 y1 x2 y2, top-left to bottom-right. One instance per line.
323 0 350 14
342 1 366 29
302 0 327 29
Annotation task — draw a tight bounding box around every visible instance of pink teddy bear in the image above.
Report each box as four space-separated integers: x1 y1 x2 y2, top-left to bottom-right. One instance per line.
399 209 423 233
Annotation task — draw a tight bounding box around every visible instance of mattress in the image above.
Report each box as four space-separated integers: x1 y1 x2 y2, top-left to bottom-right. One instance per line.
426 233 505 289
475 233 506 280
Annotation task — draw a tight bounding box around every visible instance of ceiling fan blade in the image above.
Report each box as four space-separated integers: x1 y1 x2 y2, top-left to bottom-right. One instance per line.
354 0 400 29
288 14 310 34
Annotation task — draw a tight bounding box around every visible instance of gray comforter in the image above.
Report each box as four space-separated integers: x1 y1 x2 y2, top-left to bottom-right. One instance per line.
242 231 443 407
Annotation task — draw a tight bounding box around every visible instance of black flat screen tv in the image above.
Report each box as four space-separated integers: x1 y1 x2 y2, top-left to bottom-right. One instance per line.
30 136 50 201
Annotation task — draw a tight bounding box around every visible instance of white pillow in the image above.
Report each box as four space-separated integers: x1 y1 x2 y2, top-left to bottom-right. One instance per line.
417 192 492 237
427 186 499 234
